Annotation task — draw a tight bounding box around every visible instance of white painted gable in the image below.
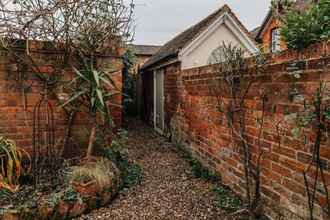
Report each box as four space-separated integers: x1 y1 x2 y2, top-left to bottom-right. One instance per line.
178 13 258 70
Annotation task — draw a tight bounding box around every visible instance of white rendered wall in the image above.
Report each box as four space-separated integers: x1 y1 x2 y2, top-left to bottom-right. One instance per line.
181 24 248 70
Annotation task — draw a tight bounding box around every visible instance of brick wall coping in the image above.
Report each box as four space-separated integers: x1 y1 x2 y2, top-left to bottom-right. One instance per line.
0 38 123 58
180 41 330 76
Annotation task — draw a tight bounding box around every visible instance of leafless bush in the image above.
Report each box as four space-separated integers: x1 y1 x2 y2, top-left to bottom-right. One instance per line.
0 0 134 53
0 0 135 158
210 42 267 218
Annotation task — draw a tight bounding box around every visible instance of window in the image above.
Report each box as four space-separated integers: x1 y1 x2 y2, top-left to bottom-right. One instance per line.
271 28 281 53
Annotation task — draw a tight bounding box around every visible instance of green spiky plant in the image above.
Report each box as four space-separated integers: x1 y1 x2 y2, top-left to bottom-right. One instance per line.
62 66 121 158
0 137 31 192
58 0 134 158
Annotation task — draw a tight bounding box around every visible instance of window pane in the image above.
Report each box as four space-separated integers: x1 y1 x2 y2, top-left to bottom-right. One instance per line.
271 28 281 53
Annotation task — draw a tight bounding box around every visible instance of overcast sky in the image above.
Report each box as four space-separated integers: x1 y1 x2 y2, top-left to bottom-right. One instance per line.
132 0 272 45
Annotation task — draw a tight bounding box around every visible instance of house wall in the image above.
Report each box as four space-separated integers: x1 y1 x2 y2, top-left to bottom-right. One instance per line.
134 55 153 116
141 69 155 124
260 16 287 53
0 40 123 156
144 41 330 220
141 61 182 128
181 24 249 70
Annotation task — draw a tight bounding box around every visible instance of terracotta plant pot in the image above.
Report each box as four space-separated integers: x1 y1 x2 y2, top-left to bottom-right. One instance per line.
53 201 71 220
78 156 99 165
37 205 54 220
72 180 98 198
100 190 113 207
70 157 122 210
2 210 19 220
68 201 87 218
72 180 99 209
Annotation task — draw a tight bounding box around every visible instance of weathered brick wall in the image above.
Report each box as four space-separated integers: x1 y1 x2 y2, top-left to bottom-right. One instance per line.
161 42 330 220
0 40 123 156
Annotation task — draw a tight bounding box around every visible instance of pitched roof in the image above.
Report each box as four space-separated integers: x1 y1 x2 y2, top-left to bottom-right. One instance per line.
255 0 314 40
250 26 261 39
141 4 255 70
131 44 161 56
255 10 273 40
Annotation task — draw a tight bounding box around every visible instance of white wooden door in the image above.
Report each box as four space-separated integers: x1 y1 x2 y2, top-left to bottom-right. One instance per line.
154 69 164 133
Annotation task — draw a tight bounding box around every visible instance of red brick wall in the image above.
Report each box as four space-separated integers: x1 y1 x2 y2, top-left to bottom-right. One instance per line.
0 40 123 156
156 42 330 219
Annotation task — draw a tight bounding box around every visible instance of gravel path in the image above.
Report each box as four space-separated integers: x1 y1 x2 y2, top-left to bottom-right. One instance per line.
76 119 227 220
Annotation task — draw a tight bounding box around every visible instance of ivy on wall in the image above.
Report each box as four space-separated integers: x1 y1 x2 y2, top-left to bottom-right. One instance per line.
122 46 137 116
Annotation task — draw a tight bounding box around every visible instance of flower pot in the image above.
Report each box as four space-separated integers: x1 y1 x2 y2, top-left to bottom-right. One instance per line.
2 210 19 220
79 156 99 165
37 205 54 220
54 201 71 220
70 157 122 210
72 180 98 198
72 180 99 210
68 201 87 218
100 190 113 207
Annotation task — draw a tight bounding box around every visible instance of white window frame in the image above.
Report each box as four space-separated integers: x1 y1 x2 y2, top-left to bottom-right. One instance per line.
153 69 164 135
271 28 281 53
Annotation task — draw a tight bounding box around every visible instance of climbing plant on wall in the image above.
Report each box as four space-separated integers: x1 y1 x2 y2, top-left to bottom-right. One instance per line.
210 42 267 218
122 46 137 117
283 81 330 220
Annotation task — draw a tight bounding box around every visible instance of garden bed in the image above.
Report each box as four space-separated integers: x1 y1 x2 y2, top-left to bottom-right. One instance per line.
0 156 122 220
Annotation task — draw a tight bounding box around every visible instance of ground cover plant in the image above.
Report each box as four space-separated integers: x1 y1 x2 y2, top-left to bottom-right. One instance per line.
175 143 248 218
98 129 143 189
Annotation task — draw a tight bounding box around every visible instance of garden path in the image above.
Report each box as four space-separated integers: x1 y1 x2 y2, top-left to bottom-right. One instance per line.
76 119 226 220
